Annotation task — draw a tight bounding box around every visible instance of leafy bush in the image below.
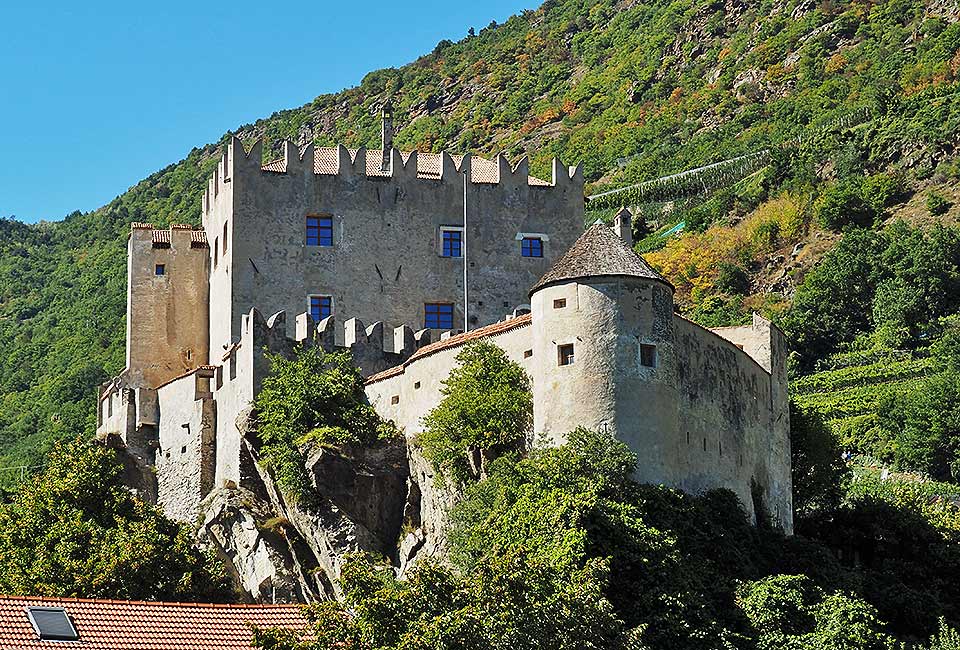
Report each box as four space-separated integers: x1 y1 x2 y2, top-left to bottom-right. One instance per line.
419 341 532 484
736 575 899 650
814 180 876 231
928 191 952 216
255 346 397 500
0 439 232 601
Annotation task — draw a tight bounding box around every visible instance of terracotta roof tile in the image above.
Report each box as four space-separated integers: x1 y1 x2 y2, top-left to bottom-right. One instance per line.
152 230 171 245
365 314 532 384
530 222 671 295
191 230 209 248
0 596 307 649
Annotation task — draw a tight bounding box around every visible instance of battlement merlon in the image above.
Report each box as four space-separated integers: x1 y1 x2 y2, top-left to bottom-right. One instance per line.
201 136 584 218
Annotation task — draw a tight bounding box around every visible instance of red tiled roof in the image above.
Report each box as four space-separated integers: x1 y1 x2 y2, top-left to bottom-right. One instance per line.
0 596 307 649
365 314 532 384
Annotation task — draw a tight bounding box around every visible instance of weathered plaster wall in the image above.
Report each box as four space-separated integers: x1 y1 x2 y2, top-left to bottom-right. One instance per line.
203 139 583 352
156 368 216 523
126 225 210 389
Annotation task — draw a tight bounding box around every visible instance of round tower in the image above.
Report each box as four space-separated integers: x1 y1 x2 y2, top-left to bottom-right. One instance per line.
529 219 679 483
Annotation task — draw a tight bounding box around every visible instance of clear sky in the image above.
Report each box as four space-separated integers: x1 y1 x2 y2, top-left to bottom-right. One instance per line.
0 0 534 223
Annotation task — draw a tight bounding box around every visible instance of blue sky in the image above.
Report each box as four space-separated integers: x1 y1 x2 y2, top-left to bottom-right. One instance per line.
0 1 533 223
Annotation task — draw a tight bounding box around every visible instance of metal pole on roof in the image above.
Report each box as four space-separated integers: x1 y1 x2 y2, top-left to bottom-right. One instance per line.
463 169 469 332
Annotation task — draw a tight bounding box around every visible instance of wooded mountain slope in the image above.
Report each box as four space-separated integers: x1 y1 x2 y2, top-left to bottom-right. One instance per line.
2 0 960 470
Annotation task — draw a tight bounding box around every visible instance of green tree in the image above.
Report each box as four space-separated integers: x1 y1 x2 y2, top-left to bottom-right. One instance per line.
814 180 876 231
0 439 232 601
255 346 397 500
419 341 532 483
790 401 848 520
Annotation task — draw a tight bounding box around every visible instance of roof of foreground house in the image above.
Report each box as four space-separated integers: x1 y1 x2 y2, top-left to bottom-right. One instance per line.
0 595 307 649
529 222 671 294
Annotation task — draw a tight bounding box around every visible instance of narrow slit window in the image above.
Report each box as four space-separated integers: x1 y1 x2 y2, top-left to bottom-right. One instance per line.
222 221 228 253
558 343 575 366
640 343 657 368
414 381 421 390
425 303 454 329
310 296 333 322
213 238 219 267
521 237 543 257
553 298 566 309
441 229 462 257
155 264 165 276
306 215 334 246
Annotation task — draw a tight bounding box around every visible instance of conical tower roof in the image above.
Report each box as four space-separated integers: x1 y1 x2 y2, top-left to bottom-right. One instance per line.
529 222 671 295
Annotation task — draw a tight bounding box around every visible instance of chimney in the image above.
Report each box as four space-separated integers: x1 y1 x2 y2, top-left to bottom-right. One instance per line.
381 100 394 172
614 207 633 246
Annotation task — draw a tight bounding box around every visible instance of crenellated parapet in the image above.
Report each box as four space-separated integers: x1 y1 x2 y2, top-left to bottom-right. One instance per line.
223 308 447 386
201 136 583 218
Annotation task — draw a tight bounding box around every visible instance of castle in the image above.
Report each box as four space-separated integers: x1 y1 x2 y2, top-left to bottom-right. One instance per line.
96 112 793 540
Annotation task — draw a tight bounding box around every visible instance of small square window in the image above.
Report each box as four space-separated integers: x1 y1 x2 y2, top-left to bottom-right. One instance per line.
310 296 333 322
414 381 421 390
155 264 165 276
553 298 566 309
391 395 400 405
441 229 462 257
640 344 656 368
524 349 533 358
558 343 575 366
425 303 454 329
521 237 543 257
307 215 334 246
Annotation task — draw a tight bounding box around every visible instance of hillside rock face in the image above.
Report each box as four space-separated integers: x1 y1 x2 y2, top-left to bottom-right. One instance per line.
197 424 455 603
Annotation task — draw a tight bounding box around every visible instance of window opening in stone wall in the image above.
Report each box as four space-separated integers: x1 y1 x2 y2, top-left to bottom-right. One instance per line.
223 221 228 253
524 349 533 358
181 445 187 454
306 215 334 246
719 439 723 456
414 381 421 389
521 237 543 257
686 431 690 445
702 438 707 452
640 343 657 368
310 296 333 322
214 238 219 267
441 229 462 257
155 264 165 276
425 303 454 329
391 395 400 405
558 343 575 366
553 298 566 309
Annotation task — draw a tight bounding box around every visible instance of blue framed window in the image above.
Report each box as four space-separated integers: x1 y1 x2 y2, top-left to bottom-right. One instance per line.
306 216 333 247
442 229 462 257
310 295 332 322
425 303 454 329
155 264 165 276
521 237 543 257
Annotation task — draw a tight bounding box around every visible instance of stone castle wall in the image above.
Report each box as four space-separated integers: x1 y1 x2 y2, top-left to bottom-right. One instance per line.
201 138 584 353
367 279 793 533
125 224 209 389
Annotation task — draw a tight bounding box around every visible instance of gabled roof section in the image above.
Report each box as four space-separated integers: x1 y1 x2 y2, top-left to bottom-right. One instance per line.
0 595 307 649
529 222 672 295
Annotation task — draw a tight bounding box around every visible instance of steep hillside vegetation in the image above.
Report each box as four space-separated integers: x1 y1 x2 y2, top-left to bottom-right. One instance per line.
2 0 960 470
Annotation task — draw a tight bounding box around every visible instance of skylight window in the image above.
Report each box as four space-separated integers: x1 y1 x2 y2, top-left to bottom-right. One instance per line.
26 607 79 641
